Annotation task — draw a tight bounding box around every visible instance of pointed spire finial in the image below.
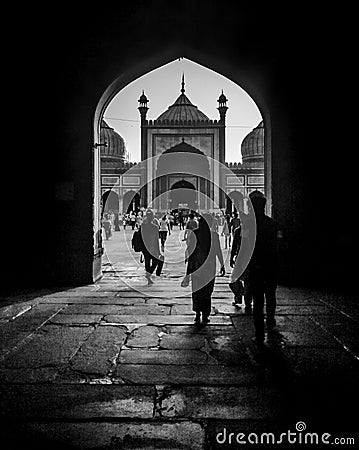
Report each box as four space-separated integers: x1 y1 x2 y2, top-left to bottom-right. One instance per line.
181 73 185 94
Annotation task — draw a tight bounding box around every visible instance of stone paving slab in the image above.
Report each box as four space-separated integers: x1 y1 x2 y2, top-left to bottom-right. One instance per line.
281 346 359 378
3 421 205 450
0 367 59 383
146 298 191 306
159 333 207 349
275 304 338 315
70 326 127 376
0 384 155 419
0 302 33 323
119 349 213 365
41 291 118 298
126 325 162 347
40 296 146 305
49 314 104 325
114 364 258 385
165 325 239 335
1 325 94 369
59 304 171 315
309 315 359 354
104 314 232 325
161 386 284 420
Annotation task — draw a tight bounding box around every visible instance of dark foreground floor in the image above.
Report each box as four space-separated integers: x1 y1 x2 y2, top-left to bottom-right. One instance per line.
1 267 358 449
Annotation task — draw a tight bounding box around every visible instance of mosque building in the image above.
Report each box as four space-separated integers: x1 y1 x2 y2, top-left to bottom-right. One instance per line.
100 77 264 215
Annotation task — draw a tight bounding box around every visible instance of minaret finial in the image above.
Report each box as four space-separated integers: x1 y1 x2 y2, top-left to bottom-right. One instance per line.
181 73 185 94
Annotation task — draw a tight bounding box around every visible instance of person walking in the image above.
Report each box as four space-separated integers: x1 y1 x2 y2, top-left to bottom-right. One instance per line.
102 214 112 240
221 214 231 249
159 214 171 251
229 211 241 236
247 191 279 345
141 209 164 284
185 213 225 325
183 213 198 241
230 223 252 311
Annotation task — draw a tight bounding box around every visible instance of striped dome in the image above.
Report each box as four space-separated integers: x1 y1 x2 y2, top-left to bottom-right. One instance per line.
100 120 126 160
241 121 264 163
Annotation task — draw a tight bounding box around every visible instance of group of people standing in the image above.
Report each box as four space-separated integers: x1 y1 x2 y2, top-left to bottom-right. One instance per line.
134 192 280 344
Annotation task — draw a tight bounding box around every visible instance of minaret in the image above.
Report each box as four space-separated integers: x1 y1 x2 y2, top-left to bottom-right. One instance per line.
217 90 228 164
217 91 228 208
138 90 149 162
138 91 149 207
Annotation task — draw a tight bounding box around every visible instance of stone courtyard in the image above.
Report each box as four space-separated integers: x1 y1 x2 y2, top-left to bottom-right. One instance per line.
1 229 358 449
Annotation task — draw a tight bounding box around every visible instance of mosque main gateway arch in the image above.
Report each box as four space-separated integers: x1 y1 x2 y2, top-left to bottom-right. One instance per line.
94 56 270 281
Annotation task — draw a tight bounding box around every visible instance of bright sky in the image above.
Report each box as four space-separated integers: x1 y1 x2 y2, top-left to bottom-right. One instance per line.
104 58 262 163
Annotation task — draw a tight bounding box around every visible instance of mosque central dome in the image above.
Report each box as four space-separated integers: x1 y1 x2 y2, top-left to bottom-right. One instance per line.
156 75 210 122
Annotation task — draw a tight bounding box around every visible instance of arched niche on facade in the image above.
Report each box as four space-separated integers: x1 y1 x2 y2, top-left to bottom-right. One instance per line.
123 190 140 214
101 190 119 215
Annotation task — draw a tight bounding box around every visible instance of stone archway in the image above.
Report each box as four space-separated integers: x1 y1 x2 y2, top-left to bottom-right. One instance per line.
123 190 140 214
93 53 272 281
169 179 197 211
101 190 119 215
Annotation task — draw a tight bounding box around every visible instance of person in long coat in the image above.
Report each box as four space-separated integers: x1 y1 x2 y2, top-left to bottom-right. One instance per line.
186 213 225 324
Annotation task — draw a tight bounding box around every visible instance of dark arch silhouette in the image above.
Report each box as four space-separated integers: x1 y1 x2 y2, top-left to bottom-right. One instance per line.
169 180 196 210
102 190 119 215
123 190 140 214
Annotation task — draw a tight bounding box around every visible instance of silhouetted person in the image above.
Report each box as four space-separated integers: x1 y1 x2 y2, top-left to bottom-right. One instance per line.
185 213 225 325
221 214 231 249
178 211 185 230
248 191 279 344
230 212 253 311
229 211 241 236
141 209 163 284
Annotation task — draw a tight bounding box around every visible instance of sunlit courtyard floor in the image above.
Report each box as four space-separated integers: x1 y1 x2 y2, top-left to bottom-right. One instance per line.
0 227 358 448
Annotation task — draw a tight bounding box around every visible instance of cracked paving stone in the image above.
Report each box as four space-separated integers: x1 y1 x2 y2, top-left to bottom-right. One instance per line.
118 349 212 365
2 325 94 369
159 334 206 350
0 385 155 419
10 421 205 450
146 298 187 306
161 386 284 420
70 326 127 376
126 325 161 347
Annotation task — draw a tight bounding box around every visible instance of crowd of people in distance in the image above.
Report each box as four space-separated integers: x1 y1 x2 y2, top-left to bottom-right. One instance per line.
102 193 280 345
